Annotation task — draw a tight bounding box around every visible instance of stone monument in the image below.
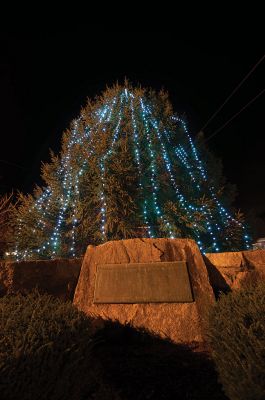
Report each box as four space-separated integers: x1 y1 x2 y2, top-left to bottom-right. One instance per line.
74 238 215 343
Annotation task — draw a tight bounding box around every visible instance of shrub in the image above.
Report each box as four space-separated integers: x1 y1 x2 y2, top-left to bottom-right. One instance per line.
208 284 265 400
0 291 117 400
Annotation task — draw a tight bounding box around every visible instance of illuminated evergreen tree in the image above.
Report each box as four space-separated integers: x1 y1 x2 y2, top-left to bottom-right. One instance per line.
12 84 250 260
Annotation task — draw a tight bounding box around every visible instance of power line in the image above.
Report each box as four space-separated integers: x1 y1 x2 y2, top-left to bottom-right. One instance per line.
204 88 265 143
200 54 265 132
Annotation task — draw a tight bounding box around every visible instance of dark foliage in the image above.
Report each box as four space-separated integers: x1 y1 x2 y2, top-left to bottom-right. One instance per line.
0 193 15 259
208 284 265 400
0 291 118 400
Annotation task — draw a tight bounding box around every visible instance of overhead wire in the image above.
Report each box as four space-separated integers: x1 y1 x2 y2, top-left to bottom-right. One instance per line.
204 87 265 143
198 54 265 135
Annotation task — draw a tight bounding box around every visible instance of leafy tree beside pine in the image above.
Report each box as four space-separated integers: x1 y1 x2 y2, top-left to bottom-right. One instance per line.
0 193 15 258
10 83 250 260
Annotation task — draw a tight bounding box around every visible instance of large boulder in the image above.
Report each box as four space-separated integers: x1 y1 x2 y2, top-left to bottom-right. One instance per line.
73 238 215 344
0 258 82 300
204 250 265 292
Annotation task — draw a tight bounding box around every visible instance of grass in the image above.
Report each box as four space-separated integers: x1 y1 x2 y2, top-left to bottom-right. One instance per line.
0 292 227 399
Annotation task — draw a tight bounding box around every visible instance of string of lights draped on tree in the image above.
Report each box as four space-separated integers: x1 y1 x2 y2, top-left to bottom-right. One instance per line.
13 84 250 260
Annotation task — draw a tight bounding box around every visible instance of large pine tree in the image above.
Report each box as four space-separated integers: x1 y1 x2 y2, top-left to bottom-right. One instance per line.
12 84 250 260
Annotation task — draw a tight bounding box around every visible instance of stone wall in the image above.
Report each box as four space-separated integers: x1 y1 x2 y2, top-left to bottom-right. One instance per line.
0 258 82 301
204 250 265 293
1 247 264 309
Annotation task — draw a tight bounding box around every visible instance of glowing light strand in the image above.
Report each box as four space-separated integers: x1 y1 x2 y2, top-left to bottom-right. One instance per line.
99 96 122 240
172 116 250 250
129 93 153 238
140 99 175 238
144 103 203 242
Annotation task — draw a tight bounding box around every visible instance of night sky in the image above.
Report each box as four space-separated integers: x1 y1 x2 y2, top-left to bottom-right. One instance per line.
0 31 264 237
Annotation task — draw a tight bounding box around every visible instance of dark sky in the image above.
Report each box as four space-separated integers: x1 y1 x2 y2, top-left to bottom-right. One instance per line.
0 31 264 235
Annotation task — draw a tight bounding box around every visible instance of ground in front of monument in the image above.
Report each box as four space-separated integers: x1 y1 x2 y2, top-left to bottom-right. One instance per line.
91 319 227 400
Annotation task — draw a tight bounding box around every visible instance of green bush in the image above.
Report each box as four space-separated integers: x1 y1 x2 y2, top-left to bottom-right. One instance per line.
208 284 265 400
0 291 118 400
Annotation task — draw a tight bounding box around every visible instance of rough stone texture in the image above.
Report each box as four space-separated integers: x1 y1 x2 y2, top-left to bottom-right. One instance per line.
73 238 215 344
204 250 265 292
0 258 82 301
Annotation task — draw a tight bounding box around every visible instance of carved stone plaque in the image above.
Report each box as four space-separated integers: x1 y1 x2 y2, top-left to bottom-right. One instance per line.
93 261 193 303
